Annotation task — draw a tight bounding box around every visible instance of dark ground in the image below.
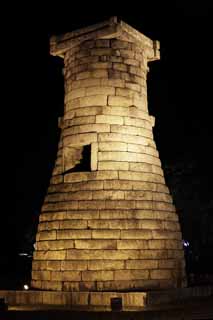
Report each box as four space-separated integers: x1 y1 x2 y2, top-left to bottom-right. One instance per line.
1 296 213 319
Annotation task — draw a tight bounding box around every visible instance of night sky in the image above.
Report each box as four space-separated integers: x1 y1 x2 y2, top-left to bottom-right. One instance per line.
5 1 213 287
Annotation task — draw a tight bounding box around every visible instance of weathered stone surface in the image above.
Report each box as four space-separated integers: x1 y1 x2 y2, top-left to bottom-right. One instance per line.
32 17 185 293
114 270 149 280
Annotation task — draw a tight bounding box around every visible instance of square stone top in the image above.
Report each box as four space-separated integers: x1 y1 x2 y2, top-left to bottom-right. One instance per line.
50 16 160 61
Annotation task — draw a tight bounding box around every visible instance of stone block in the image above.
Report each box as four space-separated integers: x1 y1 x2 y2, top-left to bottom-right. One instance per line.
78 200 105 210
59 220 87 229
98 141 127 151
135 200 153 210
78 95 107 107
71 181 104 191
76 71 91 80
98 132 153 147
92 190 125 200
89 62 112 69
101 106 130 118
126 260 158 269
91 142 98 171
88 260 124 270
41 280 62 291
124 117 151 129
163 221 180 231
65 191 92 201
57 230 91 240
82 270 113 281
69 88 86 99
39 230 56 241
91 48 113 56
37 240 74 251
113 62 128 72
103 180 131 190
148 240 165 249
99 210 134 220
150 270 172 280
71 292 89 305
64 123 110 135
86 86 115 96
50 271 63 281
120 230 152 239
108 69 121 79
93 170 119 180
132 209 155 219
66 249 140 260
92 69 109 78
117 240 148 249
92 229 120 239
119 171 165 183
61 260 88 271
110 124 153 139
165 240 182 249
50 175 63 185
71 79 100 89
125 82 141 92
32 261 47 270
75 239 117 249
98 151 131 162
98 161 129 171
63 282 80 291
47 261 61 271
111 40 132 49
109 56 123 62
152 230 182 240
116 87 135 98
101 79 125 87
124 191 153 201
119 49 135 59
96 279 158 291
33 250 66 261
95 39 110 47
108 95 132 107
64 172 89 183
129 66 145 77
96 115 124 125
79 281 96 291
167 250 184 259
114 270 149 280
65 115 96 126
63 271 81 281
158 259 175 269
32 270 51 281
63 132 97 147
127 143 159 158
141 250 168 259
124 58 140 66
152 202 174 211
90 292 122 306
105 200 135 210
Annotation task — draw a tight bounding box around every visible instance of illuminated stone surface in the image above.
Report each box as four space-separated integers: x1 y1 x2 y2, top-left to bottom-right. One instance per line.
32 17 186 292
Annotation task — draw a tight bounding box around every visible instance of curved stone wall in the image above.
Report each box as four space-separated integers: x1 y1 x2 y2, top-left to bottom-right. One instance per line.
31 33 186 292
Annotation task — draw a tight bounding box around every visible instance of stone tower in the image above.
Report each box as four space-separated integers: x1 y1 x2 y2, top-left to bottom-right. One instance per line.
31 17 186 292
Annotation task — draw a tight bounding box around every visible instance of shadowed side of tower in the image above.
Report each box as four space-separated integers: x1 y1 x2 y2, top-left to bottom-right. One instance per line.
31 17 186 292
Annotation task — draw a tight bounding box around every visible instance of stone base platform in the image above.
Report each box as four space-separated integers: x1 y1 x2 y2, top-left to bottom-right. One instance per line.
0 286 213 311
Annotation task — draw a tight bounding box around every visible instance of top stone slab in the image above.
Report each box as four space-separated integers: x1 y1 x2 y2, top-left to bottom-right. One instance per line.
50 16 160 61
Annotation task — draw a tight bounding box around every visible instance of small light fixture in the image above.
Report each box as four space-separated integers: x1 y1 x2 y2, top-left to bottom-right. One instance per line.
23 284 29 290
183 240 190 247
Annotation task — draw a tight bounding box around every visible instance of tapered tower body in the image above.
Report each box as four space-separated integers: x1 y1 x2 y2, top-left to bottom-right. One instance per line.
32 17 186 292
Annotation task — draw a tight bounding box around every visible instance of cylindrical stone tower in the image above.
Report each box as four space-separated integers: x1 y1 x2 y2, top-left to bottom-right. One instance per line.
32 17 186 292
